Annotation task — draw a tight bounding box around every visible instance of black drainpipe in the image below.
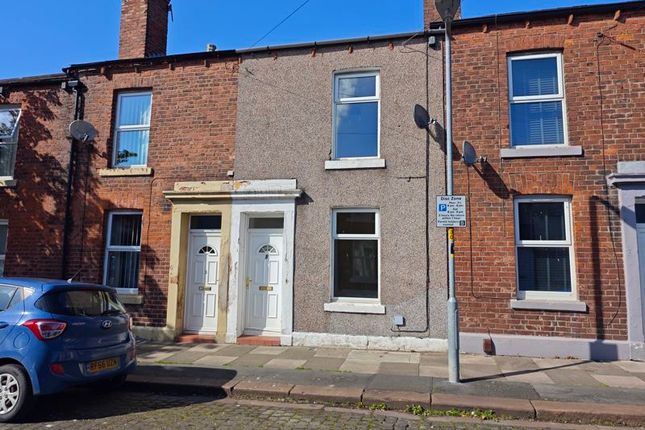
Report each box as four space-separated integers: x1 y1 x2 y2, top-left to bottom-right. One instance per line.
61 80 85 280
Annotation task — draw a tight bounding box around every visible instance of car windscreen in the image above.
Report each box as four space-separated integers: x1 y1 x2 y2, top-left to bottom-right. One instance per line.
35 289 126 317
0 286 18 311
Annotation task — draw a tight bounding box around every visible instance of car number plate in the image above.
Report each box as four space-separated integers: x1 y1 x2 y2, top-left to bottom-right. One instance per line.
87 357 119 374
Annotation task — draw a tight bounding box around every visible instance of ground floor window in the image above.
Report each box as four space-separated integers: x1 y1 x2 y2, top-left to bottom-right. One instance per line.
514 197 574 299
103 212 142 293
0 220 7 276
332 209 379 299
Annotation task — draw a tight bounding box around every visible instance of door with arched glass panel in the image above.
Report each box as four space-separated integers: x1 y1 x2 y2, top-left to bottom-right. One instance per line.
185 232 220 332
245 230 283 333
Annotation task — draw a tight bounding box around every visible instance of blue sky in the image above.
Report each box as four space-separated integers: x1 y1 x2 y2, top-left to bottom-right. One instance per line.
1 0 625 79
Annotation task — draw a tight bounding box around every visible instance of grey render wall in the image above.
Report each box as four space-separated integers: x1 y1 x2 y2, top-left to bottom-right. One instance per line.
234 37 447 338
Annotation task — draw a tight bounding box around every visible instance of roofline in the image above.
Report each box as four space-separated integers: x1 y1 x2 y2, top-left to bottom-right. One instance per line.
64 31 436 74
429 0 645 29
0 73 67 87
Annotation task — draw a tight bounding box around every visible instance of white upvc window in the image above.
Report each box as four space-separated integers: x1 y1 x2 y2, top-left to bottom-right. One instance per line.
514 196 576 301
113 92 152 168
103 211 143 294
0 106 21 180
0 220 7 276
508 52 568 147
332 72 381 159
330 209 380 302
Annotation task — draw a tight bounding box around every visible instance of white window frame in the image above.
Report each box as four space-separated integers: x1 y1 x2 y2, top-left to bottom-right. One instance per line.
0 220 7 276
332 71 381 160
508 52 569 147
103 211 143 294
0 106 21 180
112 91 152 168
329 208 381 304
514 196 577 301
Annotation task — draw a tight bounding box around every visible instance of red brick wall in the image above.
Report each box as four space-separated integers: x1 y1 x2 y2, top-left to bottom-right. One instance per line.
65 58 238 327
119 0 169 59
0 85 73 279
451 11 644 340
424 1 461 28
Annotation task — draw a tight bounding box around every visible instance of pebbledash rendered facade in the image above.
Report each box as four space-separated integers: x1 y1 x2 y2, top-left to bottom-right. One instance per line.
0 0 643 360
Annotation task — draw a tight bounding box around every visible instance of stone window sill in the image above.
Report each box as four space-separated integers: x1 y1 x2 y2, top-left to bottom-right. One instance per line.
500 146 583 159
0 179 17 188
324 301 386 314
324 158 386 170
510 299 587 313
98 167 153 177
117 293 144 305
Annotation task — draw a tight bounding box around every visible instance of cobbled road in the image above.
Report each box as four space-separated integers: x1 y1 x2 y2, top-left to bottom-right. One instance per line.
0 386 612 429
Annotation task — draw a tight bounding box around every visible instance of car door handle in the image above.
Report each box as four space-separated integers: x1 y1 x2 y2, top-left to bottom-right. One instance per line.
0 322 9 329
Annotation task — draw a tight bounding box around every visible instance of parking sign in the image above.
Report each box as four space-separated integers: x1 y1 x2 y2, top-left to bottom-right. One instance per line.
436 196 467 227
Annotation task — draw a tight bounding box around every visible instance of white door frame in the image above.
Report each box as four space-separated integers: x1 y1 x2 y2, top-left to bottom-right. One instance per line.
184 230 221 333
226 193 298 345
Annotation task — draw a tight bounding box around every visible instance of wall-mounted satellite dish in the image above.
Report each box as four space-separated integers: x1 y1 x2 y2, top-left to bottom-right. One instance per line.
462 140 478 166
69 120 97 143
413 104 431 130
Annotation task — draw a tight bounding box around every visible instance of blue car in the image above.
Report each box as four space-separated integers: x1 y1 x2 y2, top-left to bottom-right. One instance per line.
0 278 137 422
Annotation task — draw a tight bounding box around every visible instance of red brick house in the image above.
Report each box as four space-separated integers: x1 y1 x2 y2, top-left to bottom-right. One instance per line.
431 1 645 359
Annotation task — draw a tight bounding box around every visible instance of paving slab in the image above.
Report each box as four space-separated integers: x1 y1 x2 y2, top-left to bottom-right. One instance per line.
362 390 430 409
432 393 535 419
339 359 380 374
545 369 605 387
194 355 238 367
590 374 645 389
366 374 432 394
532 400 645 427
502 371 555 385
212 344 257 356
614 360 645 373
347 350 420 364
278 347 317 360
302 357 345 371
228 354 276 368
419 365 448 378
313 348 351 359
531 382 645 405
290 385 363 404
263 358 308 370
249 346 288 355
420 353 447 366
161 350 209 364
432 378 540 400
378 362 419 376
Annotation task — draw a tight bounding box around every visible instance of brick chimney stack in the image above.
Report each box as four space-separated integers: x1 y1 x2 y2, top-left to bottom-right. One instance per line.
119 0 171 59
424 0 461 28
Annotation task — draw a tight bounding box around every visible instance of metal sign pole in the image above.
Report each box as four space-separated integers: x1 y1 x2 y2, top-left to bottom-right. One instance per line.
444 17 460 384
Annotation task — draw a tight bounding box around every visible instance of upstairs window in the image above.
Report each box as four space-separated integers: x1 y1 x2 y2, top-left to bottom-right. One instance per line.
508 53 567 146
103 212 142 293
0 220 7 276
0 106 21 179
333 72 380 159
113 92 152 168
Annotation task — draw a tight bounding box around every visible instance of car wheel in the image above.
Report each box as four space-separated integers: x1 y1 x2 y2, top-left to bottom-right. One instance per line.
0 364 33 423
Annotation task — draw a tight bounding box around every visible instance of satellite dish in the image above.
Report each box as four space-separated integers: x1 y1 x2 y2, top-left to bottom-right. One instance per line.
462 140 478 166
435 0 460 21
69 120 97 142
413 104 431 130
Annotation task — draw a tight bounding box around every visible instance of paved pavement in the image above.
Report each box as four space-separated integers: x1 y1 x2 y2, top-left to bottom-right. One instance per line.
0 386 637 429
128 341 645 426
137 342 645 398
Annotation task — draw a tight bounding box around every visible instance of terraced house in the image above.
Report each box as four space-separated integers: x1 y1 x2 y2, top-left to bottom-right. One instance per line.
0 0 644 360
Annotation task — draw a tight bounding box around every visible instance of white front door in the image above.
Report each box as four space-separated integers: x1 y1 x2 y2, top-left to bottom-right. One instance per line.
185 232 220 333
245 231 283 333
